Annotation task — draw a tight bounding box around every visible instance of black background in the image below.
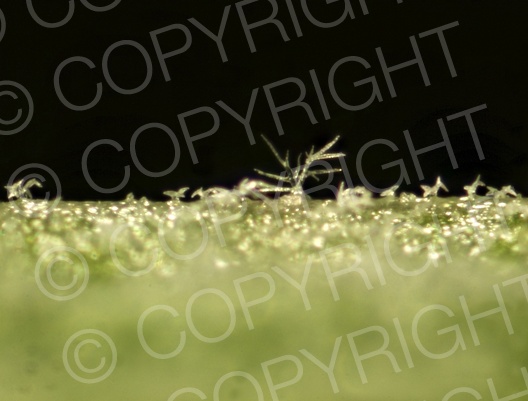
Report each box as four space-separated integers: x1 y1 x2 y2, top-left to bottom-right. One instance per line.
0 0 526 200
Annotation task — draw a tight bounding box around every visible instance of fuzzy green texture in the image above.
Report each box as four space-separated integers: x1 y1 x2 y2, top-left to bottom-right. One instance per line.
1 193 528 401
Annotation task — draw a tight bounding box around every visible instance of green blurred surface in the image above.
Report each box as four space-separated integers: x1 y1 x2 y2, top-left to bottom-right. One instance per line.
1 194 528 400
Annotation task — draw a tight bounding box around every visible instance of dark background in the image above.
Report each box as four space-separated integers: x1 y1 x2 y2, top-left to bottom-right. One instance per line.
0 0 526 200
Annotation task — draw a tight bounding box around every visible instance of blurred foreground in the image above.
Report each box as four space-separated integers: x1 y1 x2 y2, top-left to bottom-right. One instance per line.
1 193 528 400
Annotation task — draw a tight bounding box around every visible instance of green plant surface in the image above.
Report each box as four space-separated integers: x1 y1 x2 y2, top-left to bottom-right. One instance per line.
1 193 528 401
